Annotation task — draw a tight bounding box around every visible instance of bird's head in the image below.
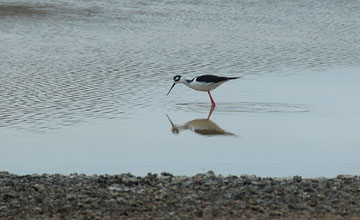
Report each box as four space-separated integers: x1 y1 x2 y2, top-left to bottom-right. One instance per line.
166 75 183 96
173 75 182 83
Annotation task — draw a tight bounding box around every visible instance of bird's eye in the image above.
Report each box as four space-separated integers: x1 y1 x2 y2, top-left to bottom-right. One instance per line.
173 75 181 81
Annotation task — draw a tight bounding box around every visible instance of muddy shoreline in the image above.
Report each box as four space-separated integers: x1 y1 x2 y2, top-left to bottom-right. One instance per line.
1 171 360 219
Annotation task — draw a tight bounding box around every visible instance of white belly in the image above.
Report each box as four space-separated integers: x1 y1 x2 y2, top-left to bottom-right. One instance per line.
186 81 225 92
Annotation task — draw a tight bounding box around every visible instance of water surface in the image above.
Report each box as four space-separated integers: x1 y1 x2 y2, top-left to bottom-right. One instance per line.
1 0 360 177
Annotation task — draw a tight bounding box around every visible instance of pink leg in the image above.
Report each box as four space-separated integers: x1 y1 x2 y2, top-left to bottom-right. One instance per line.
207 105 215 120
208 91 216 107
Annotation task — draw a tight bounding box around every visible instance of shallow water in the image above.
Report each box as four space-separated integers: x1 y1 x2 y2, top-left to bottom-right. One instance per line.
0 0 360 177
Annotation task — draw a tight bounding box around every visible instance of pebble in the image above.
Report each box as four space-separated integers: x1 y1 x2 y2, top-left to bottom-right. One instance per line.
1 171 360 219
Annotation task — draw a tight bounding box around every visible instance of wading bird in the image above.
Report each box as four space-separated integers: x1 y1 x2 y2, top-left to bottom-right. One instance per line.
166 113 234 136
166 75 239 106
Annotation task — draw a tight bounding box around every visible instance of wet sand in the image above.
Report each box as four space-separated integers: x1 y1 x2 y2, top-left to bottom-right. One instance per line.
1 171 360 219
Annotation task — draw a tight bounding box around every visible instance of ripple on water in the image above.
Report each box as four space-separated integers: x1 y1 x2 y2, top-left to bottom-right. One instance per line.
0 0 359 132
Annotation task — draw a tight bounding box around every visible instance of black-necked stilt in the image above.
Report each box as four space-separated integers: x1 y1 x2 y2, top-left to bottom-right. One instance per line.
166 74 240 106
166 113 234 136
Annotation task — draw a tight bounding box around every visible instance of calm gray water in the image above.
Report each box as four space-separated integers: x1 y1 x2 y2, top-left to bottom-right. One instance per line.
1 0 360 177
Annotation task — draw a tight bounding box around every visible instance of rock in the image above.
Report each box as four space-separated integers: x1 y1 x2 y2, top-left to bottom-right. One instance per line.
336 174 355 179
1 172 360 219
160 172 173 177
293 175 302 182
205 170 215 177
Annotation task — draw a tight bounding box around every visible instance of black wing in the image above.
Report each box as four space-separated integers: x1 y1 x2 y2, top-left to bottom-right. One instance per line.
195 75 239 83
185 78 195 83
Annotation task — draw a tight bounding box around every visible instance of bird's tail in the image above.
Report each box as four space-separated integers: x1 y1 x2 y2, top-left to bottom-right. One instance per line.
227 76 241 80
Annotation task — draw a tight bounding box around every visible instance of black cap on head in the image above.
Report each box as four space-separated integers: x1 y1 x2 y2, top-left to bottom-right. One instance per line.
173 75 181 82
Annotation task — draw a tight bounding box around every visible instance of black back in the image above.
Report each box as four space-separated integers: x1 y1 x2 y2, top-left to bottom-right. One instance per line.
195 75 239 83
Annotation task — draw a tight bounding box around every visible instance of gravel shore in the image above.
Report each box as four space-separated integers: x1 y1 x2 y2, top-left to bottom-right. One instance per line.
1 171 360 219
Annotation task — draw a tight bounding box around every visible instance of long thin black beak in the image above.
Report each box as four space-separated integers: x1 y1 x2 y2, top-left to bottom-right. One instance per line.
165 114 175 126
166 83 175 96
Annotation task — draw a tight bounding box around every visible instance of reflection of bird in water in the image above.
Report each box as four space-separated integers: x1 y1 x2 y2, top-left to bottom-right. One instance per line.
167 75 240 107
166 106 235 136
